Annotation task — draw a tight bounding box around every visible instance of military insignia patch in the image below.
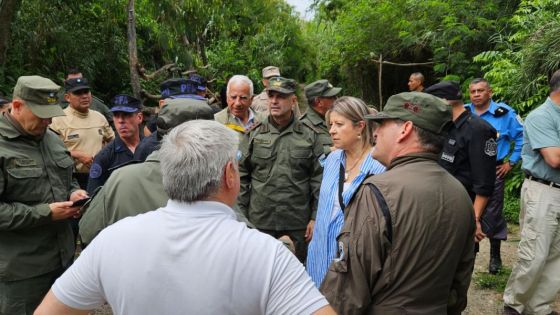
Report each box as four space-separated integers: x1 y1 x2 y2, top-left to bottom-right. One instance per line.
485 138 497 156
441 152 455 163
272 80 282 88
98 129 103 135
47 92 57 104
89 163 102 179
67 134 80 140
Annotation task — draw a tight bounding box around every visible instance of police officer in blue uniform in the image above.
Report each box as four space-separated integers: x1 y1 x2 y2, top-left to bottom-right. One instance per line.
87 94 143 195
426 81 497 249
467 78 524 274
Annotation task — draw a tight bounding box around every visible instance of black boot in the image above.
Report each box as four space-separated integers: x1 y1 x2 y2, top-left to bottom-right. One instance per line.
489 239 502 274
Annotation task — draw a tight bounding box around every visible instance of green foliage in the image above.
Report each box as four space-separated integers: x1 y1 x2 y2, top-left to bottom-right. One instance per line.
473 266 512 292
504 191 520 224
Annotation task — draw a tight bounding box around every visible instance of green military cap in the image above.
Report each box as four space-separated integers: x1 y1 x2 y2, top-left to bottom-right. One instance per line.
156 98 214 135
304 79 341 100
267 77 297 94
13 75 65 118
365 92 452 134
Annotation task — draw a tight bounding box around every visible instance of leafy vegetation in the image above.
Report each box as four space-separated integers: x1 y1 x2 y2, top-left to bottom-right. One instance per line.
473 266 512 292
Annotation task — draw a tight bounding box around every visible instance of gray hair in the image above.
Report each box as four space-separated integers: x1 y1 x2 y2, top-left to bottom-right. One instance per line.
160 120 239 202
227 75 254 96
550 69 560 92
410 72 425 83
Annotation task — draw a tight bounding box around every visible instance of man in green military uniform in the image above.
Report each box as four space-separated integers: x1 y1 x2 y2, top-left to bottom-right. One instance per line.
80 100 252 246
0 76 88 314
301 79 341 156
238 77 324 262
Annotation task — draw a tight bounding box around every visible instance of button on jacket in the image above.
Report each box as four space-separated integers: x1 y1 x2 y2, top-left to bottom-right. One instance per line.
0 114 79 281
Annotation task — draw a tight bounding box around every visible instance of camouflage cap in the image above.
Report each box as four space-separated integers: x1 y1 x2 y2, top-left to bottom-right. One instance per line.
12 75 64 118
424 81 463 101
304 79 341 100
156 98 214 135
64 77 91 93
266 77 297 94
262 66 280 79
365 92 452 134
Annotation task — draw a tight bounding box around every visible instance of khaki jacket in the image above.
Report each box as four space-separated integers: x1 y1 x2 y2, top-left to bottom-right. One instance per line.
238 116 323 230
0 114 79 281
321 153 475 315
214 107 264 134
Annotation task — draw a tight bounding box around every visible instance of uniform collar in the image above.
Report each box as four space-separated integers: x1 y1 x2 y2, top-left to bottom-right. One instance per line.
0 113 23 139
114 133 143 152
387 152 439 170
66 106 89 118
453 110 471 128
267 113 302 134
467 100 498 116
545 97 560 114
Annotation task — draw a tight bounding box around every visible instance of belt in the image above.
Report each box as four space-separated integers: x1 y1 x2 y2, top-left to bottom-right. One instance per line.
525 174 560 189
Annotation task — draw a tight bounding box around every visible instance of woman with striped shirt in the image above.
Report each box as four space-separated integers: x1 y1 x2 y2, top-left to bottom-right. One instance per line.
306 96 385 287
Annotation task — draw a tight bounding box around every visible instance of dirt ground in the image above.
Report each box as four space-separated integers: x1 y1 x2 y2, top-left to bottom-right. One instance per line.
92 225 559 315
464 225 560 315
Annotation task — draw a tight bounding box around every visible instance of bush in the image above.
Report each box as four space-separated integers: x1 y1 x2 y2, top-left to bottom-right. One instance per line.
503 192 520 224
474 266 512 293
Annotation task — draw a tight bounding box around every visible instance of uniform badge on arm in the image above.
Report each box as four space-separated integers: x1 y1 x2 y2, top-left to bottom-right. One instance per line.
485 138 498 156
89 163 102 179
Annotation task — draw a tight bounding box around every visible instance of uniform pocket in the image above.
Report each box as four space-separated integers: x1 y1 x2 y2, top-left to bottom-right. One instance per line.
518 227 537 261
6 165 43 201
290 146 312 181
251 147 273 182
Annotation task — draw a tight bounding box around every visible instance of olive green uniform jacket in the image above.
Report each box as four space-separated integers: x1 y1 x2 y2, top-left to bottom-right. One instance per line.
0 114 79 281
300 107 332 156
238 116 323 231
320 153 475 315
80 151 252 245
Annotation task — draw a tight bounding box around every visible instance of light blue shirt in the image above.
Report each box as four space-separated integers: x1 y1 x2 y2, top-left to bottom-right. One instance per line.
306 149 385 287
466 100 524 163
522 97 560 183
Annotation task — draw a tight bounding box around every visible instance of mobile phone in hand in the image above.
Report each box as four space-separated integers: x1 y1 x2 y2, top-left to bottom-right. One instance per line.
72 197 91 207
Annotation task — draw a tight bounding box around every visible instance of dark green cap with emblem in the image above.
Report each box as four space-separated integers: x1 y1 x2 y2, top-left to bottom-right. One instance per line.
267 77 297 94
304 79 341 100
156 98 215 136
365 92 452 134
13 75 65 118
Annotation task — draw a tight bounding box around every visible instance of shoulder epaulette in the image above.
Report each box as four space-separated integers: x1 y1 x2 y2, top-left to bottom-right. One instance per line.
301 120 321 134
494 106 509 117
244 121 262 135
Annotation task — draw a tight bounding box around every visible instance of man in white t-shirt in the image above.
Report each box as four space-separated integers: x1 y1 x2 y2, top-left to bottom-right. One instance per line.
34 120 334 315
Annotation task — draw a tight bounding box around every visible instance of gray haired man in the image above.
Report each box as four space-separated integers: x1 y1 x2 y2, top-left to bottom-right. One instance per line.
35 120 335 315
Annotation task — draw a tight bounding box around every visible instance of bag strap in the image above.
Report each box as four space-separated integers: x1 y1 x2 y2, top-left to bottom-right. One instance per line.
338 163 346 211
366 183 393 244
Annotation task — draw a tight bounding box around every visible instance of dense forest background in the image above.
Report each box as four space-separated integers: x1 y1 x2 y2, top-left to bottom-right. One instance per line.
1 0 559 200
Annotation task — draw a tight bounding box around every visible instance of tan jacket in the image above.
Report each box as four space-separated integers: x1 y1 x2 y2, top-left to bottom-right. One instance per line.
320 153 475 315
50 107 114 173
214 107 263 134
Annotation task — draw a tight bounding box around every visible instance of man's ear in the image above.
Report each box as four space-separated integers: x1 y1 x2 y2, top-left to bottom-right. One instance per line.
396 120 414 143
224 161 237 189
64 93 71 102
10 99 23 113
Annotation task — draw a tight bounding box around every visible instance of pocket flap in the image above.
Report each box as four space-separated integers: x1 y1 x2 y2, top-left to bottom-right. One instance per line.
7 167 43 179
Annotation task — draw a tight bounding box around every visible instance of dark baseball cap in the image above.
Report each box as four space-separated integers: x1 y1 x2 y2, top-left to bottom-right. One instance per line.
424 81 463 101
156 98 214 135
64 77 91 93
304 79 341 100
188 74 207 92
267 77 297 94
160 78 197 99
12 75 65 118
110 94 141 113
0 95 10 106
365 92 452 134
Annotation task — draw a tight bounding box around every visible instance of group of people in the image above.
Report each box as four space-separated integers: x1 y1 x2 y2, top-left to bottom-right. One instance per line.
0 64 558 315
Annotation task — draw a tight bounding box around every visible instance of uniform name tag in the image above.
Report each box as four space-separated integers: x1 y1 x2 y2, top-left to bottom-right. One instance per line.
67 134 80 140
441 152 455 163
254 139 271 145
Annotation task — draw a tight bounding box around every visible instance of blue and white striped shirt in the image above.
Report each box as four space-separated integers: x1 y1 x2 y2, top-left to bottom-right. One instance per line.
306 149 385 287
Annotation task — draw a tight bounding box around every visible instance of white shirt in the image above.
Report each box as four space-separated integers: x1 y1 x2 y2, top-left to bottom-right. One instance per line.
53 200 328 314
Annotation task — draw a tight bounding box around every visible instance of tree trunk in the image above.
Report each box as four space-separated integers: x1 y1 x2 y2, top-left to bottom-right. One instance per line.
127 0 141 100
0 0 21 66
